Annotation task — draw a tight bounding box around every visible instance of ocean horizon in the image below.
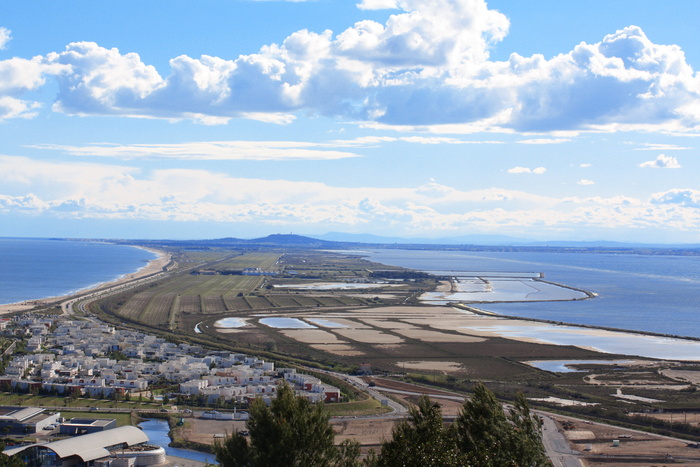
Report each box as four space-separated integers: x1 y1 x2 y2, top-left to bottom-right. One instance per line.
0 238 158 306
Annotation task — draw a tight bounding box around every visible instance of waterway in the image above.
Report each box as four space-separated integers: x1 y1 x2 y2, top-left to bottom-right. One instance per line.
139 418 216 464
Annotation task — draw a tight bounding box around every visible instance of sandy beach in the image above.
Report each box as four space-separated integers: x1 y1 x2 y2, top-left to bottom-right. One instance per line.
0 247 171 315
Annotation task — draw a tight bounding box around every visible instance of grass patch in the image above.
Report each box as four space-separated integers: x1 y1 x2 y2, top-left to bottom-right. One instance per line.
0 393 163 411
60 410 133 427
326 398 391 417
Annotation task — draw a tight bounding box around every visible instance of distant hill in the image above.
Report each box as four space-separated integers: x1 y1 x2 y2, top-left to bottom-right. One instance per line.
315 232 532 245
115 233 700 254
247 234 338 247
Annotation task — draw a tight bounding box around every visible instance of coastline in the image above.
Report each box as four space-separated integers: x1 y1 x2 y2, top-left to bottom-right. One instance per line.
0 246 171 315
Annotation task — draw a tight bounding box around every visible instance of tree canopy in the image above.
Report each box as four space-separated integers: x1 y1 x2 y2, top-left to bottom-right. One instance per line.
214 382 362 467
214 381 548 467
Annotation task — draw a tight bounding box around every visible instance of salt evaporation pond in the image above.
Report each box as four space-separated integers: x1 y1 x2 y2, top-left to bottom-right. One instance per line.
307 319 349 328
526 360 635 373
275 282 387 290
259 317 316 329
464 323 700 361
214 318 247 328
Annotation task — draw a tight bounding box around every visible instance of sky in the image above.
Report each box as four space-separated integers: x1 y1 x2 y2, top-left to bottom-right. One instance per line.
1 0 700 244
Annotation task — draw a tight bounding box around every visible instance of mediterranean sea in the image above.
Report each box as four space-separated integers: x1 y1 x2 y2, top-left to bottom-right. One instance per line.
359 249 700 339
0 238 158 306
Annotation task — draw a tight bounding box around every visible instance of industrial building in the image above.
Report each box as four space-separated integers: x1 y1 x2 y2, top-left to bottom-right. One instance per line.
4 425 165 466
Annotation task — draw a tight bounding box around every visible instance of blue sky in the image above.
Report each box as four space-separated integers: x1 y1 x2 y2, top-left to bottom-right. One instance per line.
1 0 700 243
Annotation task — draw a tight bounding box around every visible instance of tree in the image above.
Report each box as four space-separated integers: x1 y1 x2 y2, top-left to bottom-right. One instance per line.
0 441 24 467
454 383 548 467
214 382 362 467
504 392 549 467
376 395 466 467
377 384 548 467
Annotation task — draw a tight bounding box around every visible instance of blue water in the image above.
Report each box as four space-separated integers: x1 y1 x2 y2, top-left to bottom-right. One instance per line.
139 418 217 464
259 317 317 329
359 249 700 339
0 238 158 306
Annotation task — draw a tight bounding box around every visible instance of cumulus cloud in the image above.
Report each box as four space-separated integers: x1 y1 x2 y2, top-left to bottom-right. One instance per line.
0 27 10 49
0 52 68 121
639 153 681 168
29 141 362 161
1 0 700 133
507 166 546 174
578 179 595 185
0 97 42 121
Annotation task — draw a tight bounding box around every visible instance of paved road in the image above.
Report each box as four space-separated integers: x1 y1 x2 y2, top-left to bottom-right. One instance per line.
539 413 584 467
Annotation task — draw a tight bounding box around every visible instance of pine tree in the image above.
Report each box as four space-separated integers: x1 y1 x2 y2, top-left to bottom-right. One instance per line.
454 383 548 467
214 382 362 467
376 395 466 467
505 392 548 466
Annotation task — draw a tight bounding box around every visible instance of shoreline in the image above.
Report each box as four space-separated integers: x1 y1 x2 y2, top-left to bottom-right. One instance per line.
0 246 171 315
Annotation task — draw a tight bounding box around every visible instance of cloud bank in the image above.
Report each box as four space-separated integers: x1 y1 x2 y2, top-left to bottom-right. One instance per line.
1 0 699 133
1 155 698 240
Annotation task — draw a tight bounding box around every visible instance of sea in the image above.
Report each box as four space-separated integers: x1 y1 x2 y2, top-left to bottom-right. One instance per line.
358 249 700 340
0 238 158 306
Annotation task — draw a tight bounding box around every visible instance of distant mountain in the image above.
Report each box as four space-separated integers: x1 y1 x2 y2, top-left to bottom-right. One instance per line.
117 233 700 252
247 234 338 246
314 232 532 245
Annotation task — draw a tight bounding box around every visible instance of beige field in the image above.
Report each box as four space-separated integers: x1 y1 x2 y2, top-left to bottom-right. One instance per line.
359 319 417 329
280 329 348 344
333 329 405 344
311 344 365 356
400 361 464 372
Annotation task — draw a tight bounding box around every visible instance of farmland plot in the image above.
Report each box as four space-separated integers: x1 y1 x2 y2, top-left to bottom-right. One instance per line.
179 295 202 314
244 295 275 310
119 293 154 320
223 295 250 310
202 295 227 314
142 293 176 326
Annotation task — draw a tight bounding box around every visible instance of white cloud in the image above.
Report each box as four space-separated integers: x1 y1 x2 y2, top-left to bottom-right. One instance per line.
650 188 700 208
0 97 42 121
356 0 399 10
29 141 363 161
639 153 681 168
0 27 10 49
507 166 546 174
2 1 700 134
578 179 595 185
517 138 570 145
3 154 700 239
580 163 592 168
331 135 503 146
634 143 692 151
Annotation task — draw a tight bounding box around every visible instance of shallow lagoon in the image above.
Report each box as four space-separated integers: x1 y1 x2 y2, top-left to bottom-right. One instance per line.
421 274 588 303
307 318 349 328
525 359 635 373
259 317 316 329
359 249 700 339
275 282 387 290
464 323 700 361
214 318 247 328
